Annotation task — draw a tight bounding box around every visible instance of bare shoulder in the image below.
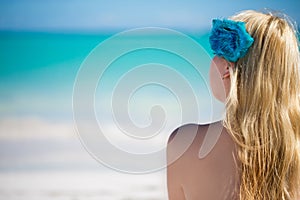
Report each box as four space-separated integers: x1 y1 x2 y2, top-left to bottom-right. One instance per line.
167 122 239 200
167 122 235 168
168 123 209 144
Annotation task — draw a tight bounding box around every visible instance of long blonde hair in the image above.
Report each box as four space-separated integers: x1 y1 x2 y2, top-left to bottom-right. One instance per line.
223 10 300 199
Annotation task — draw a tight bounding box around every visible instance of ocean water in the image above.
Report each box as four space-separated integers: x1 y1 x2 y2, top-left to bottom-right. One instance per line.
0 30 217 199
0 30 215 121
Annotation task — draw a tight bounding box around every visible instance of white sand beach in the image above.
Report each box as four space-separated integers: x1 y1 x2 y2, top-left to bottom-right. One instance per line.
0 170 168 200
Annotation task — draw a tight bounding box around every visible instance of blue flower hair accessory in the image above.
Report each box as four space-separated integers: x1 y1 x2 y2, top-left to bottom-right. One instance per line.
209 19 254 62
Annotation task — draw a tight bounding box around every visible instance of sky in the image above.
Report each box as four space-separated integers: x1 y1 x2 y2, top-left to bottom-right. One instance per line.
0 0 299 33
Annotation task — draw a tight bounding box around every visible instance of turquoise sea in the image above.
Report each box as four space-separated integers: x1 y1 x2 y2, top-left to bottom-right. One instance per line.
0 30 217 119
0 32 112 119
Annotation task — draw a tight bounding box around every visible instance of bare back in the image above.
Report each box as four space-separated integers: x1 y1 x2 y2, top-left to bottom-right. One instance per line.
167 122 239 200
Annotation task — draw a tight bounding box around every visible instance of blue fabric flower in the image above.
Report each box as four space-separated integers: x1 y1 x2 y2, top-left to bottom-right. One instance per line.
209 19 254 62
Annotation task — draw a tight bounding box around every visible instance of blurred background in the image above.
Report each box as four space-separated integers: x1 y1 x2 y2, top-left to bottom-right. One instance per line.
0 0 299 199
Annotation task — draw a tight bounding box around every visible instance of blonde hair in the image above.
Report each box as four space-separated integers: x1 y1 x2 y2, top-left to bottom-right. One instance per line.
224 10 300 199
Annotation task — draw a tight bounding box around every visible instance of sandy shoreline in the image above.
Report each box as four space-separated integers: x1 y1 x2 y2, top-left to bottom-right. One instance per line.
0 170 168 200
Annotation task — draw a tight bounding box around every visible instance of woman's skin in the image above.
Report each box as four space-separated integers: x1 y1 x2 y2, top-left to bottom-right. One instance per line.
167 56 238 200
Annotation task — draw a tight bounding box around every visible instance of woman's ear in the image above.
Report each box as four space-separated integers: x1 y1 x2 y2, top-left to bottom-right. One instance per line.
222 62 234 80
222 67 230 80
210 56 234 102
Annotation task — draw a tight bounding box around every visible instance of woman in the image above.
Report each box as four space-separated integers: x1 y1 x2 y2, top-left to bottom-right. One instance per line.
167 10 300 200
